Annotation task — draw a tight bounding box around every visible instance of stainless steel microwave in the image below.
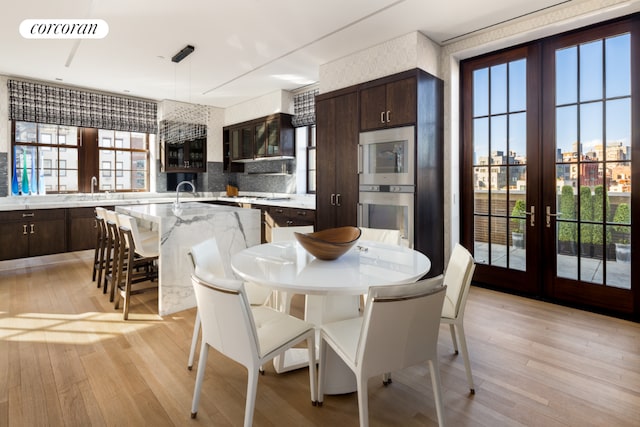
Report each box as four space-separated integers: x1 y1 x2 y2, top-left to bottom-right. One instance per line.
358 125 415 187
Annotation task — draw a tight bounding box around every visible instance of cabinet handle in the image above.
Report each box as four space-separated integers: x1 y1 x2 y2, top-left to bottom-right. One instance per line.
330 193 336 206
23 224 28 235
336 193 341 207
380 111 385 124
22 213 35 218
94 219 98 228
275 208 284 214
297 211 306 216
286 220 293 226
30 224 35 234
386 110 391 123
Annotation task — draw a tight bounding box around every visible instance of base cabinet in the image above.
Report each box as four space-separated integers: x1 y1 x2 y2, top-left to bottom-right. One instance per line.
0 209 67 260
264 206 316 242
68 207 101 252
0 206 115 261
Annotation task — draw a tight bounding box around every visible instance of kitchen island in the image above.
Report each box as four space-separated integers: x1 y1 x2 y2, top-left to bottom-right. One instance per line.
116 202 261 316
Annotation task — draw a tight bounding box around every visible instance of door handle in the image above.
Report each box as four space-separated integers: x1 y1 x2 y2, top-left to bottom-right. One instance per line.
336 193 341 207
524 206 535 227
330 193 336 206
546 206 562 228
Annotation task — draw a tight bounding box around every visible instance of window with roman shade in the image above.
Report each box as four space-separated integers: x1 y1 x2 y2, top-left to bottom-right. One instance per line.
8 79 156 194
292 88 319 127
8 79 157 134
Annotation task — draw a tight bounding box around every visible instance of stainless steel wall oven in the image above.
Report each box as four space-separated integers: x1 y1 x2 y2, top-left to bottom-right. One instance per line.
358 126 415 247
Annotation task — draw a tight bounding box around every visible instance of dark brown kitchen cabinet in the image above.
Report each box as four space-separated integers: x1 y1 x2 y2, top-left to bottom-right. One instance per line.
0 209 66 260
67 207 101 252
360 76 416 131
264 206 316 242
254 116 282 157
315 89 359 231
316 68 444 277
224 113 294 164
163 137 207 172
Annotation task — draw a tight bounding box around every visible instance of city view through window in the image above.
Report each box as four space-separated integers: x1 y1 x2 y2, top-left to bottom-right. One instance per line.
472 33 631 290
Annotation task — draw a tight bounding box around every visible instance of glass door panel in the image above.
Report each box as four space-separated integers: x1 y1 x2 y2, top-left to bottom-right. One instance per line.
463 18 636 317
552 32 631 290
471 57 530 275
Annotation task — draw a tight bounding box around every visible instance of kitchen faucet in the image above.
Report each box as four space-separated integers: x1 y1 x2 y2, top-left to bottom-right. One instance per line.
91 176 98 198
175 180 196 209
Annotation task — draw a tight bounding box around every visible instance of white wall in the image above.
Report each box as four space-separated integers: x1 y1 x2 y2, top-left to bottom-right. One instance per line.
319 31 441 94
207 106 225 163
223 89 294 126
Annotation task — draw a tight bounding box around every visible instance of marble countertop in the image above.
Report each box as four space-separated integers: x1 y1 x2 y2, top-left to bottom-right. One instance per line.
117 201 247 222
0 192 315 211
216 195 315 209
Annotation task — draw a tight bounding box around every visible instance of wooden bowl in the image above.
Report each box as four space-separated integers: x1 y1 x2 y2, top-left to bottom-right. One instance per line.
294 226 361 260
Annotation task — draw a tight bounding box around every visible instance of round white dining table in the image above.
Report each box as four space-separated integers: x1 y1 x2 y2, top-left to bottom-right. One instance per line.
230 239 431 295
231 239 431 394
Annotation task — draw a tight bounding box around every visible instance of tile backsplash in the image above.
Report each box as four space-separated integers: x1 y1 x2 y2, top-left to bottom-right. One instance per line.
227 158 296 194
157 159 297 194
0 152 7 197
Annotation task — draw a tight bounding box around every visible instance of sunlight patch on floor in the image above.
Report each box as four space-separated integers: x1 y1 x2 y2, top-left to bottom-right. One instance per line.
0 311 162 343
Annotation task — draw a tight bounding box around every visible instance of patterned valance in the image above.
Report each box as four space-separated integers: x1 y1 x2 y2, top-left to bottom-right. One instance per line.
159 120 207 145
291 88 319 127
159 100 209 145
8 79 157 134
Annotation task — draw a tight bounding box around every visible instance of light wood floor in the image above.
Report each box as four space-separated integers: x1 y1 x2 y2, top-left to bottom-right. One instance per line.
1 250 639 426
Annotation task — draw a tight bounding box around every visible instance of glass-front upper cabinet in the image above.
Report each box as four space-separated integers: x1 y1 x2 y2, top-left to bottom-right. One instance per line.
224 113 294 162
163 137 207 172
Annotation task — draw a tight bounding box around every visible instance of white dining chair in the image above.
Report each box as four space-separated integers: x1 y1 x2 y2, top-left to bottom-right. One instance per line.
441 243 476 394
186 237 272 370
318 277 447 427
359 226 401 246
270 225 314 313
358 227 402 310
189 273 318 426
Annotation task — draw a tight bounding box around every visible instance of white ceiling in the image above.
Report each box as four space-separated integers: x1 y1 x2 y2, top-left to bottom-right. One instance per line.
0 0 612 108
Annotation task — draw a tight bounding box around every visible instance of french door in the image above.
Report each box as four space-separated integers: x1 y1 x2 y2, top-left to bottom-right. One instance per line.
461 17 637 318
